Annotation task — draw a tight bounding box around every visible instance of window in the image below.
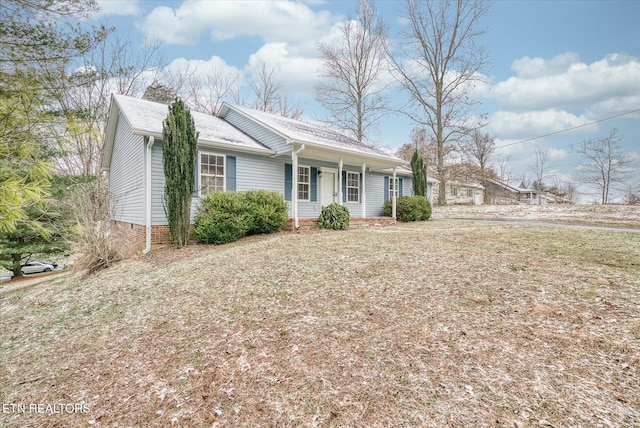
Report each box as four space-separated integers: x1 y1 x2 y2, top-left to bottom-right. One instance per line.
200 153 225 195
467 188 474 198
346 172 359 202
451 186 458 197
389 177 399 199
298 166 310 200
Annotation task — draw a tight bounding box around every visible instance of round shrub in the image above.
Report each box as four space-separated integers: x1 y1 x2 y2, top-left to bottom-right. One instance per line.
193 190 288 245
382 195 432 221
318 203 350 230
242 190 288 235
193 192 250 244
192 211 250 244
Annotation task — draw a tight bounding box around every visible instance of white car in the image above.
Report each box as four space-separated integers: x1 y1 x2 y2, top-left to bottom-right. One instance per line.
21 262 55 275
1 271 14 281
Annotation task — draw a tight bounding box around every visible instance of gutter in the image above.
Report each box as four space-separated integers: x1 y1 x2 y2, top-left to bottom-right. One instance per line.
143 135 155 255
291 144 305 230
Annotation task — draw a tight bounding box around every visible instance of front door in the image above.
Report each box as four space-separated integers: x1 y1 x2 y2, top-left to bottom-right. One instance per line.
321 170 337 206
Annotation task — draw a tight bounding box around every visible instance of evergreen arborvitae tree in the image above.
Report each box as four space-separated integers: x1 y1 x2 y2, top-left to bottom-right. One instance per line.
411 149 427 197
162 98 198 247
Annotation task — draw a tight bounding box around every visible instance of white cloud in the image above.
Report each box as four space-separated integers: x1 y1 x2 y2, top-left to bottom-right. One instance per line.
95 0 142 16
491 53 640 112
488 109 597 140
166 56 241 81
548 148 568 161
511 52 581 79
246 43 323 99
138 0 340 49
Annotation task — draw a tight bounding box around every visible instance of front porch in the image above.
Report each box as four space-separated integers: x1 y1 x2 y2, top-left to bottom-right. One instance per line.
284 216 397 232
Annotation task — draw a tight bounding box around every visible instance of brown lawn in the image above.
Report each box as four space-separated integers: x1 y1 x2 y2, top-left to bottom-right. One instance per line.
0 214 639 427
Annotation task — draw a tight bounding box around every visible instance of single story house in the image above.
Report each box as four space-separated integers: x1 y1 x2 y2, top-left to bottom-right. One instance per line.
431 180 484 205
485 179 566 205
102 94 426 251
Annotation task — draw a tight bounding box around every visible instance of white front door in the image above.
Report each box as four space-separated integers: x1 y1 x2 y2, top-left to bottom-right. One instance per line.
321 170 337 206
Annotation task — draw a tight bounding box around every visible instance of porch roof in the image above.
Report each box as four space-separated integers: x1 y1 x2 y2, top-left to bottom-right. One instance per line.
219 103 406 169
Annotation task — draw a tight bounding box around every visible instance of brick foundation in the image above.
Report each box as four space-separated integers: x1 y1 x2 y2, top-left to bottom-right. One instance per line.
284 217 396 231
114 216 398 251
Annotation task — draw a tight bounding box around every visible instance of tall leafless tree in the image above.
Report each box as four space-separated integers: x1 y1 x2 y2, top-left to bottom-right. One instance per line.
48 28 164 175
248 62 303 119
389 0 490 205
250 63 281 114
185 67 241 115
316 0 389 142
529 145 553 201
575 127 632 205
460 129 495 189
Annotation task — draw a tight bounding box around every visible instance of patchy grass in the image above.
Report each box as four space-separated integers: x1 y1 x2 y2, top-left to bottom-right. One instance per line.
1 221 639 427
432 204 640 228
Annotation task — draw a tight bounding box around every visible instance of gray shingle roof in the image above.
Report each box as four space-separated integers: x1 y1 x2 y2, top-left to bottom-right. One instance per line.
223 104 403 161
113 94 269 151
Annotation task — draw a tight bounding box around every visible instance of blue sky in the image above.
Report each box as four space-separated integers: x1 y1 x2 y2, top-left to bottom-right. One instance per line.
93 0 640 202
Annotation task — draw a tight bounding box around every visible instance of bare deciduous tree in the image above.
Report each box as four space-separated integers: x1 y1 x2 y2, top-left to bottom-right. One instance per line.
575 127 632 205
316 0 389 142
250 63 282 114
186 67 241 115
49 28 164 175
529 145 553 202
248 62 303 119
389 0 490 205
460 129 494 189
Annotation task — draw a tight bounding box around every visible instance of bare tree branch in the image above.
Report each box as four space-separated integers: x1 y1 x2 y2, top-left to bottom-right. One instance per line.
388 0 490 205
316 0 390 142
575 127 633 204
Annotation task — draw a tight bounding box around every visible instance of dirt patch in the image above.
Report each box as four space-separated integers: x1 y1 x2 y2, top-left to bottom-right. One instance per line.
1 221 638 427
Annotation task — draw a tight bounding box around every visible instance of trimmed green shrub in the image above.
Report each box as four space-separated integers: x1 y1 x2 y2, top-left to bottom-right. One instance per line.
193 190 288 244
242 190 288 235
318 203 350 230
193 192 250 244
382 195 432 222
192 211 250 245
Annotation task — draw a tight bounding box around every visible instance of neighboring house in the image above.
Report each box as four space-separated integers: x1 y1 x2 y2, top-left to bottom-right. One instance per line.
101 94 414 251
431 180 484 205
485 179 566 205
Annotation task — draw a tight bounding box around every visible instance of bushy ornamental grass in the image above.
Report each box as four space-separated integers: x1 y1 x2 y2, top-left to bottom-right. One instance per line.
193 190 288 244
318 203 350 230
382 195 431 221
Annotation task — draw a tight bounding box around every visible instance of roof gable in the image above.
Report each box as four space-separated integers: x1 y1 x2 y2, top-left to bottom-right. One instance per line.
219 103 404 163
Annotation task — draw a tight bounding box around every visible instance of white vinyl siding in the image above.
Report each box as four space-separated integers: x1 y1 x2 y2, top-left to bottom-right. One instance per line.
109 112 144 224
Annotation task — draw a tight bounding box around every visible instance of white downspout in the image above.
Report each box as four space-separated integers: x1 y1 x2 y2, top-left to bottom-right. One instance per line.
392 167 397 221
143 135 155 255
292 144 305 229
361 162 366 218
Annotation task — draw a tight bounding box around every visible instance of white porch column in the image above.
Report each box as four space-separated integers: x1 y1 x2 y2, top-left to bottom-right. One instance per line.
361 162 366 218
338 158 343 205
392 167 397 220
